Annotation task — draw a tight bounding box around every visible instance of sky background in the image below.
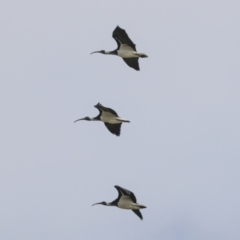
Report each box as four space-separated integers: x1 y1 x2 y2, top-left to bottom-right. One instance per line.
1 1 240 240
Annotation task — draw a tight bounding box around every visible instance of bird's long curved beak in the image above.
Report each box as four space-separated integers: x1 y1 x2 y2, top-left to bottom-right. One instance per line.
74 118 85 123
92 202 102 206
91 51 101 54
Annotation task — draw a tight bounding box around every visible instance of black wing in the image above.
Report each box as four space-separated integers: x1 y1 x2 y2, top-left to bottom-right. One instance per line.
112 26 136 51
95 103 119 116
122 58 140 71
114 186 137 203
132 210 143 220
104 123 121 136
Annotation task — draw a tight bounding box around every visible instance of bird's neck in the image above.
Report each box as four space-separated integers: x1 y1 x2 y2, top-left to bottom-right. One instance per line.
92 118 100 121
92 114 101 121
106 202 115 206
105 50 117 55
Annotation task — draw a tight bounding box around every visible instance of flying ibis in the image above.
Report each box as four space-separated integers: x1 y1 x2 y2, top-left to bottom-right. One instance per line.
74 103 130 136
91 26 148 71
92 185 146 220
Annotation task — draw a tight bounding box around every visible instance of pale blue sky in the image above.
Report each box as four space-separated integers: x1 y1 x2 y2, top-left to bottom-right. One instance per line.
1 1 240 240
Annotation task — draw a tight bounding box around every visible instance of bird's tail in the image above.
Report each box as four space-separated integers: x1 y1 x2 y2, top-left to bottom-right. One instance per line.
116 117 130 123
136 52 148 58
134 203 147 209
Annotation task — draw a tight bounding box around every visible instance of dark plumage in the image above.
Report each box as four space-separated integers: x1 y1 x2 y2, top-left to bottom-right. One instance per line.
74 103 130 136
91 26 148 71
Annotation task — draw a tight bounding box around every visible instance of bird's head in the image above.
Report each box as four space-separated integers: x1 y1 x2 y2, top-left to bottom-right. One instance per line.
92 201 107 206
91 50 106 54
74 116 91 123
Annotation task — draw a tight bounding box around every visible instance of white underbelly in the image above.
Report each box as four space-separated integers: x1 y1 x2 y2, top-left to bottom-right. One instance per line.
118 50 138 58
100 115 121 124
118 201 140 210
118 201 133 209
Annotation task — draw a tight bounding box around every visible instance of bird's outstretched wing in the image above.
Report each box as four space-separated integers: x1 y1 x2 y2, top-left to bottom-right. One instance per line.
112 26 136 51
122 58 140 71
104 123 121 136
95 103 119 116
114 186 137 203
132 210 143 220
